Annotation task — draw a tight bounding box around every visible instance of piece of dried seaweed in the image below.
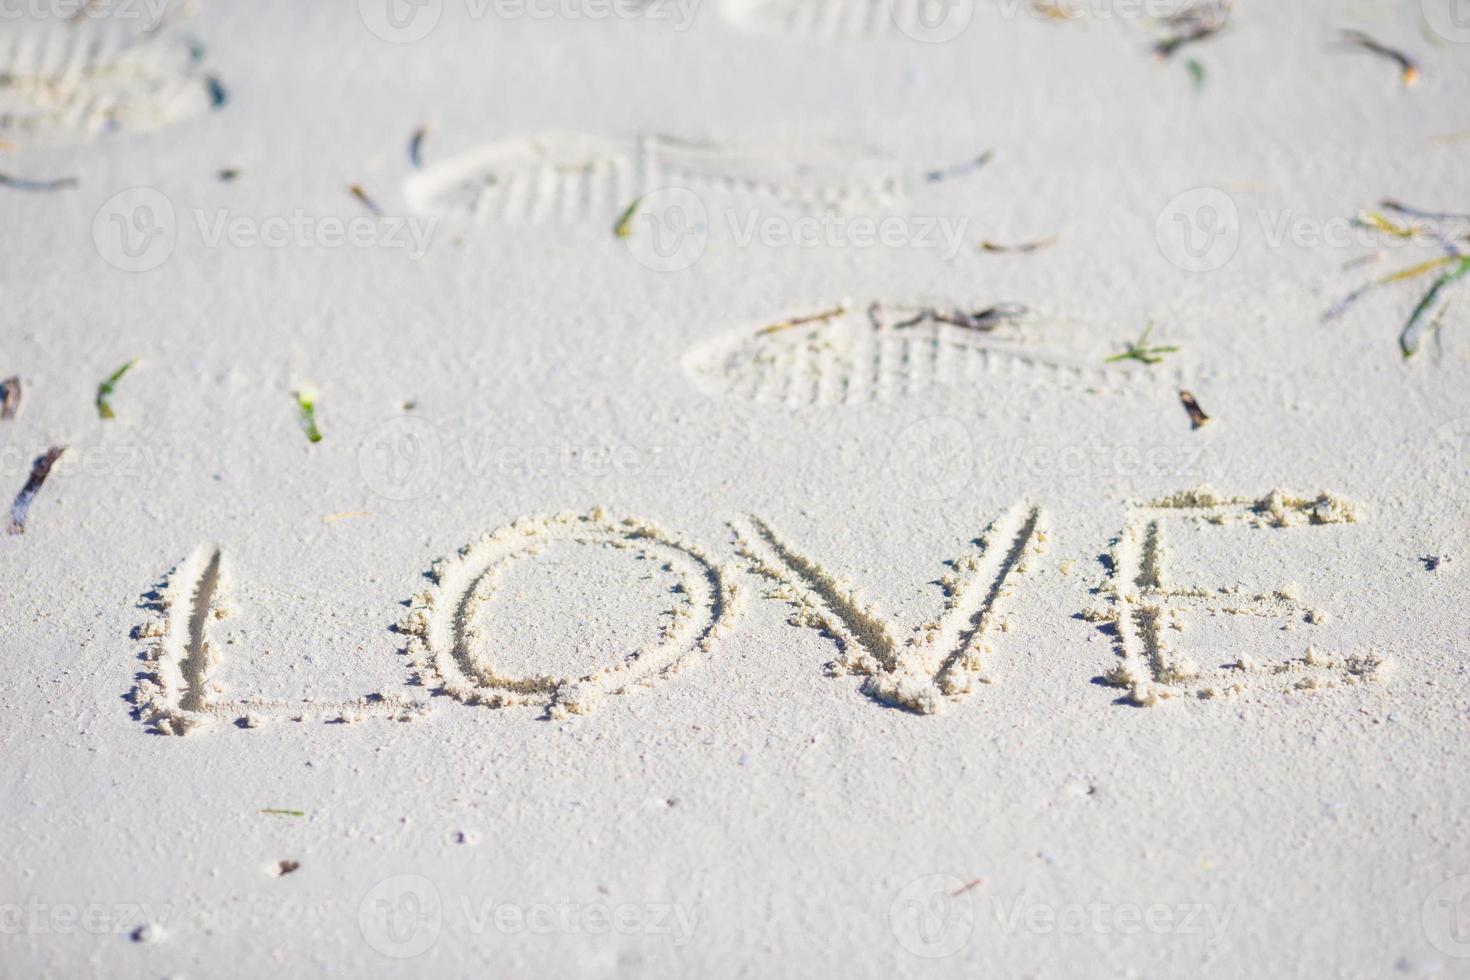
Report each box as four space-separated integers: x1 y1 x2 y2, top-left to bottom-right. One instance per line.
6 446 65 535
1340 30 1420 88
1179 389 1210 429
0 376 19 420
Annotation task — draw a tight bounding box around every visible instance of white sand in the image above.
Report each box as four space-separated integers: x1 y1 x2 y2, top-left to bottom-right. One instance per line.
2 0 1470 975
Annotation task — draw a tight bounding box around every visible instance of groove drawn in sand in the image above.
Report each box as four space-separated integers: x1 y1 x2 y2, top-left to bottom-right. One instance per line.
732 503 1046 714
404 133 900 225
131 546 425 736
0 22 225 146
684 302 1174 406
400 509 741 719
1089 487 1391 707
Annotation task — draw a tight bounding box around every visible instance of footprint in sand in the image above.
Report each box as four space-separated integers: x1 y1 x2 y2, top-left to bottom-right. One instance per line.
682 302 1177 407
403 132 901 226
0 20 225 146
721 0 975 41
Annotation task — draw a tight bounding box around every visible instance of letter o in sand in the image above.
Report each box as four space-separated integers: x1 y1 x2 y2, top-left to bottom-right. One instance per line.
401 510 739 719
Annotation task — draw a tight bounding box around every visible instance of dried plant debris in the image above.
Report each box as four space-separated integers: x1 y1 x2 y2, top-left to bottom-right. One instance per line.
347 184 382 216
1028 0 1081 20
1339 30 1419 88
1380 199 1470 225
979 237 1056 255
96 359 136 419
1106 322 1179 365
1186 58 1207 88
759 303 849 335
1154 1 1231 59
409 125 429 169
218 168 240 182
1179 389 1210 428
0 376 19 420
923 150 993 184
1326 200 1470 358
259 808 305 817
205 75 228 109
888 304 1029 332
0 171 79 192
295 386 323 444
6 446 65 535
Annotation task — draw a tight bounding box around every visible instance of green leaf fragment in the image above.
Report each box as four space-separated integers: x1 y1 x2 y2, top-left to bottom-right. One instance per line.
96 359 137 420
1400 256 1470 358
295 387 323 443
613 197 642 239
1105 322 1180 366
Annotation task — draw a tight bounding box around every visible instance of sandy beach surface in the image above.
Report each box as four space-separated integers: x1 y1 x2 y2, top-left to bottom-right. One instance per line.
2 0 1469 976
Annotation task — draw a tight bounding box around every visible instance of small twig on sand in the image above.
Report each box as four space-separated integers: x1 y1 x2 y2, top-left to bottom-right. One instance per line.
348 184 382 216
1154 1 1232 59
1179 390 1210 429
1339 30 1420 88
891 304 1028 331
6 447 65 535
409 125 429 169
923 150 994 184
759 303 850 335
0 376 20 420
0 171 79 192
980 237 1057 255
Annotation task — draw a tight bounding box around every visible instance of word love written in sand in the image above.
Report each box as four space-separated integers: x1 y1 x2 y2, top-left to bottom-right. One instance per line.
130 489 1390 735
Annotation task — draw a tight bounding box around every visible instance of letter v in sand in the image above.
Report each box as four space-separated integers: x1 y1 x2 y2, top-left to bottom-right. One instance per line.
732 504 1047 714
